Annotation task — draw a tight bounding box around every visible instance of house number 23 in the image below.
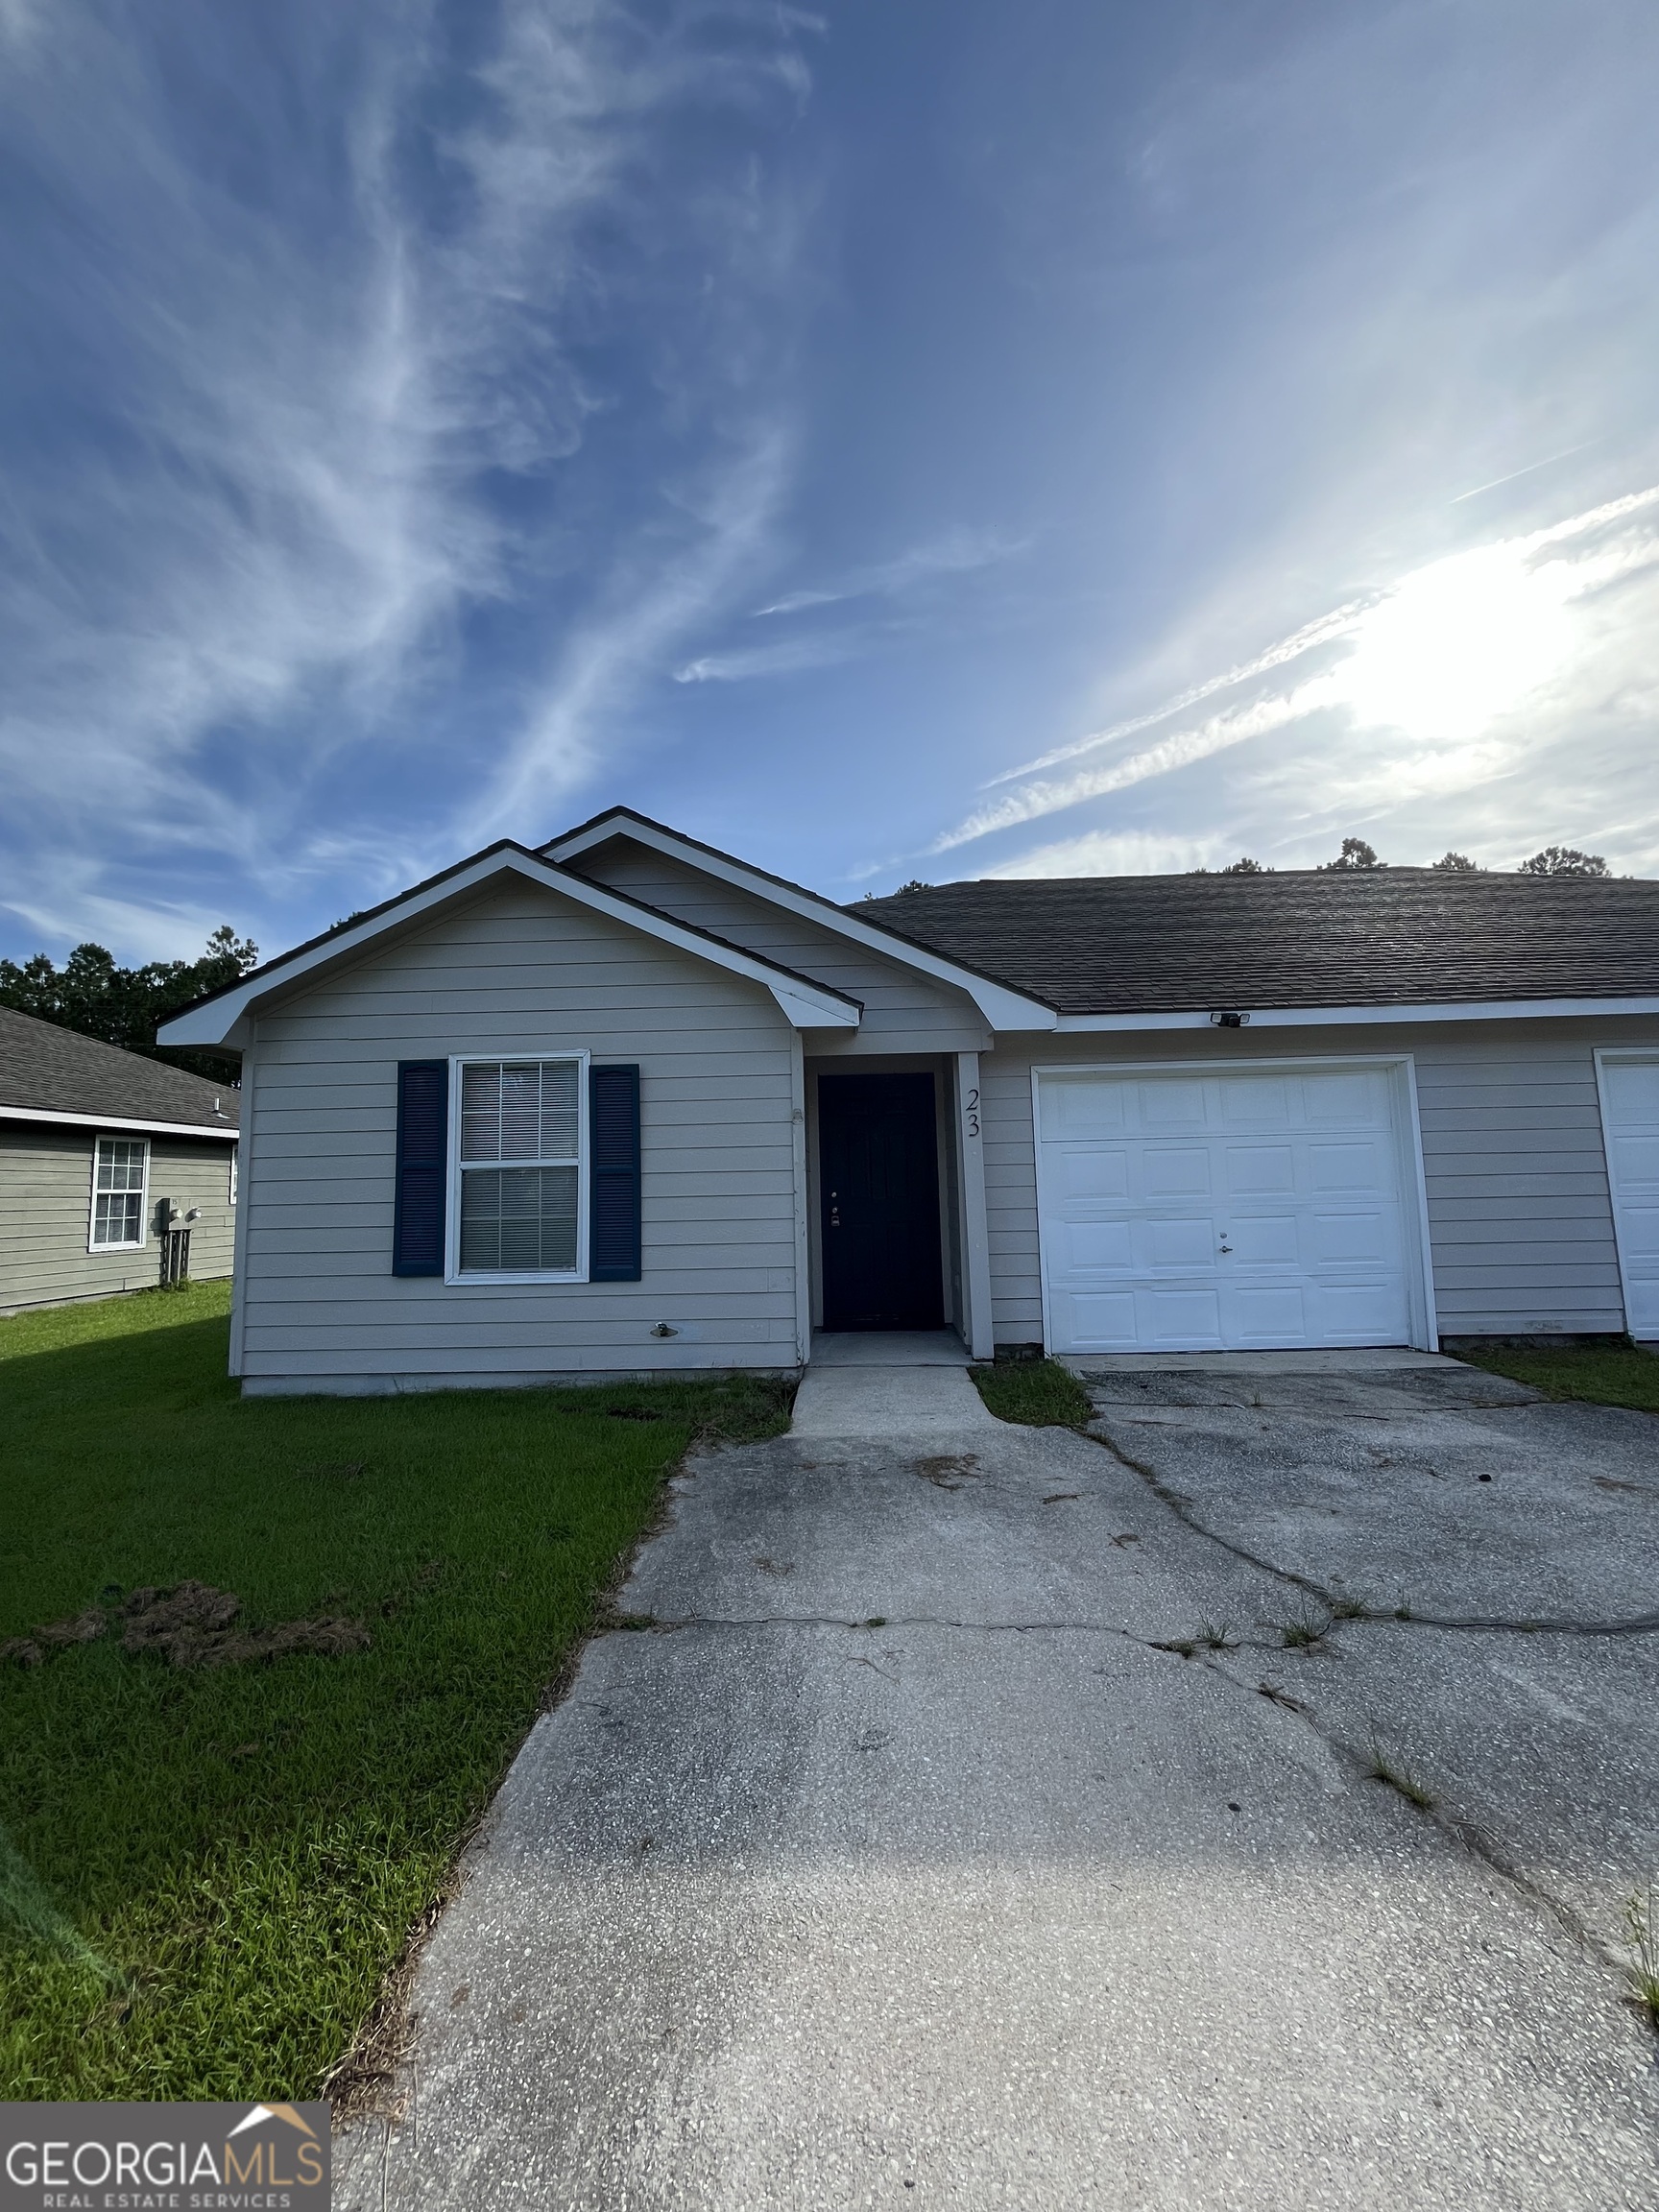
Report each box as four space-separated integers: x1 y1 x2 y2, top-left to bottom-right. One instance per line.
964 1087 980 1139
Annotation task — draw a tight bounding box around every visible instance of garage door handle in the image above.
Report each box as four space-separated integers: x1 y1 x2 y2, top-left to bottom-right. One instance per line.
1218 1243 1233 1254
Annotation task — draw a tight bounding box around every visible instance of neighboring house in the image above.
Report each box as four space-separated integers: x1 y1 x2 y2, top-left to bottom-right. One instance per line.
156 808 1659 1394
0 1004 239 1314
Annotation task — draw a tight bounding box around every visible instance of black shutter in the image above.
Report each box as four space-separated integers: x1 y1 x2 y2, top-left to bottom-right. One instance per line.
589 1064 641 1282
393 1060 448 1276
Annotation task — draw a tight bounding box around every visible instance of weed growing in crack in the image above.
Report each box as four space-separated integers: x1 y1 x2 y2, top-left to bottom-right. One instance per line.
1278 1605 1332 1650
1152 1637 1198 1659
1196 1621 1236 1650
1327 1595 1369 1621
1367 1743 1435 1809
1625 1882 1659 2029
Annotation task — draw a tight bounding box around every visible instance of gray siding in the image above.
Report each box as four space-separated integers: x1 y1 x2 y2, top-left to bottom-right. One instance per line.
239 878 802 1388
0 1122 236 1314
979 1016 1659 1345
571 839 990 1054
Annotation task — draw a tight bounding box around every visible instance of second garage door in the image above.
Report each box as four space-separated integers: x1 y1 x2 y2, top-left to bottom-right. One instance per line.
1036 1064 1418 1354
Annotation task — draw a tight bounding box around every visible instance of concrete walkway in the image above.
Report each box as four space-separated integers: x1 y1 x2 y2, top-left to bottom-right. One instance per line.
792 1332 994 1440
336 1357 1659 2211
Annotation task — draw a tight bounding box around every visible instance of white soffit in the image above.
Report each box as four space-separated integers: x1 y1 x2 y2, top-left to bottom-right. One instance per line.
1053 997 1659 1032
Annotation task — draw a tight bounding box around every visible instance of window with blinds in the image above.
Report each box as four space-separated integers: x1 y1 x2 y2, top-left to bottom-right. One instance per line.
455 1059 583 1276
90 1136 148 1250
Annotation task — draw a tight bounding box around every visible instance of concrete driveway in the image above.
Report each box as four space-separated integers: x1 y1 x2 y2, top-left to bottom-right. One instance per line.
338 1350 1659 2211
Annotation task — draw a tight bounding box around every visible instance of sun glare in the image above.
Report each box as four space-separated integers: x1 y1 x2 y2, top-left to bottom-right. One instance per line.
1334 541 1578 746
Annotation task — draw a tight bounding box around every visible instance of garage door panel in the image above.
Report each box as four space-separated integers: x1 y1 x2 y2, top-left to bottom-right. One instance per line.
1602 1062 1659 1123
1310 1142 1390 1193
1054 1146 1132 1202
1610 1134 1659 1192
1043 1081 1128 1139
1600 1055 1659 1336
1144 1216 1215 1269
1230 1214 1300 1265
1615 1205 1659 1262
1221 1077 1289 1126
1142 1146 1211 1197
1139 1286 1221 1346
1301 1070 1387 1122
1053 1290 1138 1350
1314 1283 1410 1338
1224 1286 1308 1342
1140 1079 1206 1127
1057 1218 1135 1273
1310 1210 1392 1265
1038 1067 1416 1354
1224 1144 1296 1195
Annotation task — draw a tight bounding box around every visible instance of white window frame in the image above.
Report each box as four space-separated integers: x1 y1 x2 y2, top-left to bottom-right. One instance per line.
445 1051 589 1286
229 1144 239 1206
88 1133 151 1254
1028 1052 1440 1355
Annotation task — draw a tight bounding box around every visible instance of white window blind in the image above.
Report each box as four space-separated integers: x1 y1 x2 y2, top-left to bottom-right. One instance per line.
456 1060 582 1275
91 1137 147 1249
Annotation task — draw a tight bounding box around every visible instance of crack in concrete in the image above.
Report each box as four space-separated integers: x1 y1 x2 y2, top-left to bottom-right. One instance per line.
1070 1406 1653 2023
1197 1647 1641 2000
1085 1418 1659 1640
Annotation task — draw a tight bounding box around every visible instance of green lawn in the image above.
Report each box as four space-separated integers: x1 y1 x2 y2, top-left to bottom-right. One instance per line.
970 1356 1094 1429
1455 1336 1659 1411
0 1283 791 2103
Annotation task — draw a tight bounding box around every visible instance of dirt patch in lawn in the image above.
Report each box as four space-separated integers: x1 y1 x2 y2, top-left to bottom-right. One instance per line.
3 1581 371 1671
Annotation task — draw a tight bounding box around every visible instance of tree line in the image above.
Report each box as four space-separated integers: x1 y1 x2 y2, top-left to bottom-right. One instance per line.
1198 840 1611 877
0 926 258 1082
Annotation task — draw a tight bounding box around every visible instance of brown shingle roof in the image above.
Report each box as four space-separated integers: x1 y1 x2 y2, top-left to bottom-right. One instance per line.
851 870 1659 1016
0 1004 239 1131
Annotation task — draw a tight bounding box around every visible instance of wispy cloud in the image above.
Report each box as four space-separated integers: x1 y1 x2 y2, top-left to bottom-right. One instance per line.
0 0 820 953
674 621 869 685
929 483 1659 863
751 527 1023 618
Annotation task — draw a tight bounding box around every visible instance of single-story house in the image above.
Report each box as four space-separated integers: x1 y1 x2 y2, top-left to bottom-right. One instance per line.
1 1003 239 1314
156 807 1659 1394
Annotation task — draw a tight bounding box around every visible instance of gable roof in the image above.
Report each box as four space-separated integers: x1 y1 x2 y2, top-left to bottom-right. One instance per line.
542 806 1059 1029
157 841 863 1048
0 1004 239 1137
854 869 1659 1019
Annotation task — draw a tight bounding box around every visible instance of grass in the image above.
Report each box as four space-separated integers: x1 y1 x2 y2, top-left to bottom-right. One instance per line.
1626 1882 1659 2029
0 1282 792 2103
970 1356 1094 1429
1365 1743 1436 1810
1456 1337 1659 1411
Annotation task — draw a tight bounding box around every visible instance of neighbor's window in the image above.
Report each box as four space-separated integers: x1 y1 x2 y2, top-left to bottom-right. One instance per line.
229 1145 238 1205
455 1059 583 1276
90 1136 148 1250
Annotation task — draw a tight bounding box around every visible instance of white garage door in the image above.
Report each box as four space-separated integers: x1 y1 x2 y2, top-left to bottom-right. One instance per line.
1036 1065 1416 1354
1599 1055 1659 1337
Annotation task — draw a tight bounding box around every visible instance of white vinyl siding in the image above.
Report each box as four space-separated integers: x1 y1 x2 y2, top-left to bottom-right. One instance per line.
452 1056 586 1281
238 878 801 1387
89 1136 148 1250
982 1016 1659 1347
569 839 990 1055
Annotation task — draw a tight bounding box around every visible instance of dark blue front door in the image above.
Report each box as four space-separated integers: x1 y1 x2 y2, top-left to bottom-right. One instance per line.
818 1072 944 1331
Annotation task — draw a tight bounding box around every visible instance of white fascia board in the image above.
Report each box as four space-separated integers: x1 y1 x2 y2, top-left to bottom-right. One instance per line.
0 1104 238 1140
1052 996 1659 1033
157 847 861 1046
549 813 1057 1032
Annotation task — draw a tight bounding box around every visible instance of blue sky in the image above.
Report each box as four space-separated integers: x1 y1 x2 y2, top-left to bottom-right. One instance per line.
4 0 1659 965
